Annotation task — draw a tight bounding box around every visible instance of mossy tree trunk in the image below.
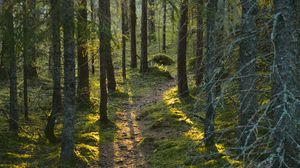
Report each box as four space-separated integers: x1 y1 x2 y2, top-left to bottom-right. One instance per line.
204 0 217 148
60 0 76 163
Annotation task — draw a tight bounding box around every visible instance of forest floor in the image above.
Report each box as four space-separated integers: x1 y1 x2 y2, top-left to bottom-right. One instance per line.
0 58 242 167
98 77 175 168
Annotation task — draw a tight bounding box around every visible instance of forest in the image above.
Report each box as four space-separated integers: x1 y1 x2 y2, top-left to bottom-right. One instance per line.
0 0 299 167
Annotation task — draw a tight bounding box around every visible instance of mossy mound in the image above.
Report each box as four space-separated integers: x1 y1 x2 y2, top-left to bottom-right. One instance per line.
150 54 175 66
148 67 173 80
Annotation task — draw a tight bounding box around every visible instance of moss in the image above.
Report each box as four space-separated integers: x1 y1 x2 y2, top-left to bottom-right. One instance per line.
150 53 175 66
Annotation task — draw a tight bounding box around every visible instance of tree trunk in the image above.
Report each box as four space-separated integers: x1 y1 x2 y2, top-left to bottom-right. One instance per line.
204 0 217 148
27 0 38 79
77 0 90 105
177 0 189 98
140 0 148 73
238 0 258 150
60 0 76 163
45 0 62 144
162 0 167 53
195 0 204 86
3 0 18 135
23 1 29 121
103 0 116 92
90 0 95 74
99 0 111 123
121 0 128 80
272 0 300 166
148 0 155 44
129 0 137 68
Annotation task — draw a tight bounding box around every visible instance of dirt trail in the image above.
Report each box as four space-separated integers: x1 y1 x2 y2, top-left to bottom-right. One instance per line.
99 79 175 168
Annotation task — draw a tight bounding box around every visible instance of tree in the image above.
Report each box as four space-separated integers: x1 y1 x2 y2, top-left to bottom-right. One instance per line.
238 0 258 150
60 0 76 163
90 0 96 75
271 0 300 166
121 0 128 80
27 0 38 79
195 0 203 85
129 0 137 68
204 0 217 148
162 0 167 53
177 0 189 97
77 0 90 105
104 0 116 92
22 1 29 121
99 0 110 123
148 0 155 43
140 0 148 73
45 0 62 143
3 0 18 135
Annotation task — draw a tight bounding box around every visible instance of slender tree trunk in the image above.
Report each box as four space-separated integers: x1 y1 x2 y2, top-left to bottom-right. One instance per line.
3 0 18 135
60 0 76 163
140 0 148 73
77 0 90 105
103 0 116 92
204 0 217 148
27 0 38 79
99 0 111 123
177 0 189 98
148 0 155 44
23 1 29 121
195 0 204 85
238 0 258 149
162 0 167 52
272 0 300 166
45 0 62 144
90 0 95 74
121 0 128 80
130 0 137 68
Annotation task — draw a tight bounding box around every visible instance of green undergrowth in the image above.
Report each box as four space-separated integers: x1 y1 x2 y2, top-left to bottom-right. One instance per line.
0 65 173 167
137 85 242 168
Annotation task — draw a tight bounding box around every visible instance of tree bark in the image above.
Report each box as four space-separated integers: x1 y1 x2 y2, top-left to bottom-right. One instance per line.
121 0 128 80
103 0 116 92
60 0 76 163
45 0 62 144
177 0 189 97
162 0 167 52
238 0 258 149
195 0 204 86
129 0 137 68
140 0 148 73
204 0 217 148
99 0 110 123
90 0 96 74
77 0 90 105
23 1 29 121
3 0 18 135
272 0 300 166
148 0 155 44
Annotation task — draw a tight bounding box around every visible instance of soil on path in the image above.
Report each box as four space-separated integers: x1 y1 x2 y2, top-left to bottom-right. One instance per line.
99 79 175 168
